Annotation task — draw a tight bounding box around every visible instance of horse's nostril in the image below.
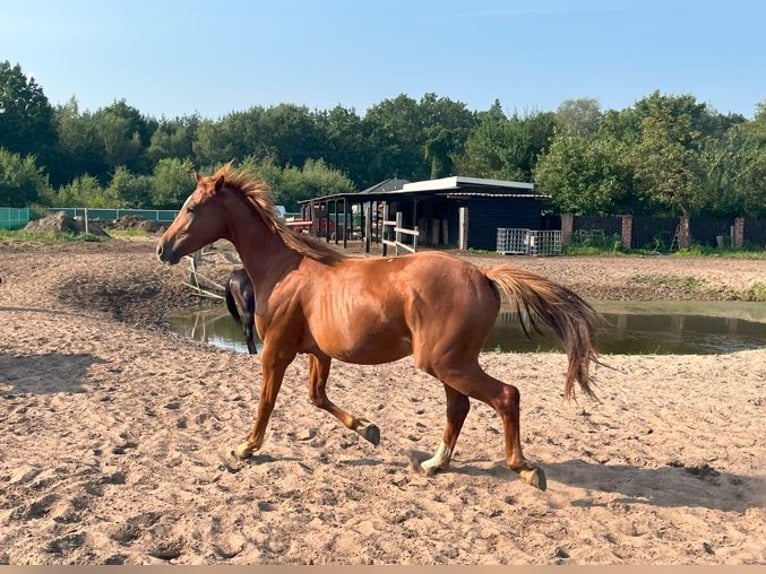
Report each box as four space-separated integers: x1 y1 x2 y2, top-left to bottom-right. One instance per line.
156 243 164 260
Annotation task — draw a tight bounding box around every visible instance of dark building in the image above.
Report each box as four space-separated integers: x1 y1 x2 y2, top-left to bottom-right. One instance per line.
300 176 552 253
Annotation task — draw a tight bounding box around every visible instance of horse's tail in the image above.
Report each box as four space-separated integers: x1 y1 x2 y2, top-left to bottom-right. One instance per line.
483 265 602 401
224 279 242 325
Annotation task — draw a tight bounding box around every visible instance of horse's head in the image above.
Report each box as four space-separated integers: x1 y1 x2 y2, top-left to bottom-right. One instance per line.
156 172 229 265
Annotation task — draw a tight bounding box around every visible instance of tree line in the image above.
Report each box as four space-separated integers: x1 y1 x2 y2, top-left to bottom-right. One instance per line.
1 60 764 216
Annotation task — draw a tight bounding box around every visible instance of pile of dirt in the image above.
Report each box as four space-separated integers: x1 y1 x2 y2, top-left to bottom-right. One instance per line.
110 215 166 234
24 212 110 237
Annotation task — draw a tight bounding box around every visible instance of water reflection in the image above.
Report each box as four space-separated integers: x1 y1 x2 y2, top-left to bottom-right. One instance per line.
170 303 766 356
487 310 766 355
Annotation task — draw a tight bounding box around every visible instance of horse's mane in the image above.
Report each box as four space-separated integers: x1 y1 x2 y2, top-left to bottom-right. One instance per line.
211 163 347 266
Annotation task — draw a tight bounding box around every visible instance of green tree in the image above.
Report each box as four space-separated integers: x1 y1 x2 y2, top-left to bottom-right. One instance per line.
192 110 275 170
555 98 602 136
261 104 324 168
56 174 115 207
420 93 477 179
0 61 58 171
315 105 371 187
53 97 107 187
91 99 155 175
151 158 195 209
456 104 555 181
107 166 152 208
534 134 633 215
363 94 427 183
707 101 766 217
240 156 355 211
146 114 200 164
192 119 232 169
629 92 711 216
0 148 54 206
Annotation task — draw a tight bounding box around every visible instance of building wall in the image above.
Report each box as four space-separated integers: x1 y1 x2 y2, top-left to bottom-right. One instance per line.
380 195 548 251
466 197 548 251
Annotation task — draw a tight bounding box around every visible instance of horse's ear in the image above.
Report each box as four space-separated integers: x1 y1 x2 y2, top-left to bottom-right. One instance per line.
193 171 200 183
214 175 225 193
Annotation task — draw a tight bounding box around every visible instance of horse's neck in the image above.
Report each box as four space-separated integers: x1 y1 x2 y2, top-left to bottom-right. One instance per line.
226 207 301 301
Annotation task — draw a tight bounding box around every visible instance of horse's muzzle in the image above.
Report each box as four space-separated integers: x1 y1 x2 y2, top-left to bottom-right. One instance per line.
156 241 179 265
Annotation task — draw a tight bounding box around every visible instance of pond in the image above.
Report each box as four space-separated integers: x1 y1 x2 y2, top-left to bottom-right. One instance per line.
168 301 766 356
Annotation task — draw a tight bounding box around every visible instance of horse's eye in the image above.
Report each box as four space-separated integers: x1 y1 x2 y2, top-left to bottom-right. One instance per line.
187 204 196 214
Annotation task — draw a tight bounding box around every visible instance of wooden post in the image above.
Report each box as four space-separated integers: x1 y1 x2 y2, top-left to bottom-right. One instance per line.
678 215 690 249
458 206 468 250
382 202 390 256
333 199 338 244
412 198 418 248
560 214 574 246
733 217 745 249
365 202 372 254
620 215 633 250
84 207 89 235
343 198 348 249
395 212 403 256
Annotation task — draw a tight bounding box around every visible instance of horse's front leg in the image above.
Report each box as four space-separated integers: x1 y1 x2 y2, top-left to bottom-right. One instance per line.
307 352 380 445
234 343 296 460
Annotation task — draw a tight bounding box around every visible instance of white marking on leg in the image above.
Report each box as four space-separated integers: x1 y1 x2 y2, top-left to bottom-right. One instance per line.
421 441 452 474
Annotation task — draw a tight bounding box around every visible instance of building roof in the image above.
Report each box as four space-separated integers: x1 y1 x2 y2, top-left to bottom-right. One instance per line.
401 175 534 193
299 175 541 204
358 178 410 194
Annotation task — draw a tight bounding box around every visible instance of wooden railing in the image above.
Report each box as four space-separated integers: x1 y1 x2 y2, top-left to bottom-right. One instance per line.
382 211 419 255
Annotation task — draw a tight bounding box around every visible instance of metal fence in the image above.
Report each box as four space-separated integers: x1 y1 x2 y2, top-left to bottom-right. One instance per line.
47 207 180 222
497 228 562 256
744 217 766 248
573 215 622 236
631 216 678 250
0 207 180 230
0 207 31 230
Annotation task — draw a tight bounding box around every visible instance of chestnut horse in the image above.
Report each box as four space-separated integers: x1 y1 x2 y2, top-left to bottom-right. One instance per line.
156 165 601 490
225 267 258 355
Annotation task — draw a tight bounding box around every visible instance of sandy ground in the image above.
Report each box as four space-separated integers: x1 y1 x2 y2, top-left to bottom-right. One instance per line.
0 236 765 565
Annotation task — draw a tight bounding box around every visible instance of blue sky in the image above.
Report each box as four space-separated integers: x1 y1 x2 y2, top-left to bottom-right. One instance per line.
2 0 764 120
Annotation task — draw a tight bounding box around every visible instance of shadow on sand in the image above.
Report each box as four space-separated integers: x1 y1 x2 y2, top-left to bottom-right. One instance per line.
354 449 766 513
0 351 107 395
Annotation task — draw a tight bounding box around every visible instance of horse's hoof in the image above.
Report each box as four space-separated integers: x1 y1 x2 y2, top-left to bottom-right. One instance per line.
519 466 547 491
360 423 381 446
233 443 253 460
416 461 439 477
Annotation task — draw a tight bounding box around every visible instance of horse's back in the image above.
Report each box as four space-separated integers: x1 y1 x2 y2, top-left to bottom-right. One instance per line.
299 251 499 364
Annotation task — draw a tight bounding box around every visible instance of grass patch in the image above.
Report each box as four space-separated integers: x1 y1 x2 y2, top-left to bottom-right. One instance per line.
107 228 151 238
563 244 627 256
629 274 707 292
744 281 766 302
563 232 625 256
0 229 106 243
674 245 766 259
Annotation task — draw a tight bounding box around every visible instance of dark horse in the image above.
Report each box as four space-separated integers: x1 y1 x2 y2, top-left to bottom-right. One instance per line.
224 267 258 354
156 164 602 490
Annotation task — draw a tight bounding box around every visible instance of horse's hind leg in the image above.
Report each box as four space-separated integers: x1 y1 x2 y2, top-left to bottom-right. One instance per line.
308 353 380 445
417 384 470 475
432 362 546 490
243 312 257 354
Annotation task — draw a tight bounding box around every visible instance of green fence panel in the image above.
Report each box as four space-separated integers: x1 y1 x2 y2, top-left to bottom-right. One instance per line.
45 207 178 222
2 206 180 230
0 207 31 230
